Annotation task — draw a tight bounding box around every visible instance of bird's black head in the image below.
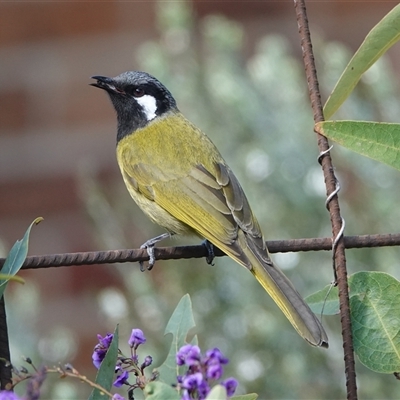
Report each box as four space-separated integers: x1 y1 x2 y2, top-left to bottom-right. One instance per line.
91 71 178 142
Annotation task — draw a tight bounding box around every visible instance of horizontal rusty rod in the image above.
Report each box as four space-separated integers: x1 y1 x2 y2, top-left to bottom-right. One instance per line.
0 233 398 270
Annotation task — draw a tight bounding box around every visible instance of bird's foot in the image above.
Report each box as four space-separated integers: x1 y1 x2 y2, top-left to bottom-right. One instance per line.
139 232 171 271
202 240 215 266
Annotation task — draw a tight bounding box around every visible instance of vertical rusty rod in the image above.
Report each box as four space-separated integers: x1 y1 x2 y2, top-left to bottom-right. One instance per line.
0 297 12 390
293 1 358 399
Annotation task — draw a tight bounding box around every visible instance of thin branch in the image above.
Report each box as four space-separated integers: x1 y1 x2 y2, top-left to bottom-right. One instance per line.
294 1 358 399
0 233 398 270
49 367 114 399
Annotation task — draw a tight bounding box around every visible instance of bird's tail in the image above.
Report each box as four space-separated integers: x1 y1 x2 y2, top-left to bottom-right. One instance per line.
234 231 329 348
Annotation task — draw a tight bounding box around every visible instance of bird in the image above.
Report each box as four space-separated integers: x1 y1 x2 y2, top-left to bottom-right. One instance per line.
91 71 328 348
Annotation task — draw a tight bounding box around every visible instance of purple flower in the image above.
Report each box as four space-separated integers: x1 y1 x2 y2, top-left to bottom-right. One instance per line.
92 351 104 369
0 392 22 400
141 355 153 369
128 329 146 348
92 333 114 369
206 363 223 380
181 372 204 390
113 370 129 387
205 348 229 365
112 395 125 400
204 348 228 382
180 391 191 400
181 372 210 400
221 377 238 397
98 333 114 348
197 380 211 399
176 344 201 367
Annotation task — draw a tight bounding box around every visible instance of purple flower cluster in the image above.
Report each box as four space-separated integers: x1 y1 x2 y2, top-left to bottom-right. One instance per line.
0 392 22 400
0 363 47 400
92 329 155 394
177 345 238 400
25 365 47 400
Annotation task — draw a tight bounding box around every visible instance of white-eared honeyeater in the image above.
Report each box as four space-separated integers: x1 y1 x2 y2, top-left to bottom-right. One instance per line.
91 71 328 348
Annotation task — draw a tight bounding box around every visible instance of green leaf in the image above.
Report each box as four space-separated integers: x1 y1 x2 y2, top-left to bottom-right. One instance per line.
315 121 400 171
88 326 119 400
323 4 400 119
144 381 180 400
305 284 339 316
350 271 400 373
0 217 43 298
232 394 258 400
205 385 227 400
307 272 400 373
156 294 197 386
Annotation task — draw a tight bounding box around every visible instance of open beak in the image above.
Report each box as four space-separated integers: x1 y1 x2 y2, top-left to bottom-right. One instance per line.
90 76 125 94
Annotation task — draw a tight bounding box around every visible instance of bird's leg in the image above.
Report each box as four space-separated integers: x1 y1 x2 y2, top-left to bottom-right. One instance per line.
140 232 172 271
202 240 215 266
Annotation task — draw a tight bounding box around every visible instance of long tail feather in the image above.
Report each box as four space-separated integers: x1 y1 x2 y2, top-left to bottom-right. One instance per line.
233 231 329 347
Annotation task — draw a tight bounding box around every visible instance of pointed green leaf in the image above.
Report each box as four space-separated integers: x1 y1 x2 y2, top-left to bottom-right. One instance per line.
144 381 180 399
350 272 400 373
324 4 400 119
305 284 339 316
205 385 227 400
88 326 119 400
232 394 258 400
156 294 197 386
316 121 400 170
0 217 43 298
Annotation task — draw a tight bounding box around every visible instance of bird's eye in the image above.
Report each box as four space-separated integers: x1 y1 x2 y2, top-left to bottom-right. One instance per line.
133 87 145 97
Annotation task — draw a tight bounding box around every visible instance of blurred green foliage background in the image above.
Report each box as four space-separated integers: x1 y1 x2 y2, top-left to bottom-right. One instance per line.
6 2 400 399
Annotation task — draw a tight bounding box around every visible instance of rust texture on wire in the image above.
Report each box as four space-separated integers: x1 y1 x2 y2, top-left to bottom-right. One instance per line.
0 233 399 270
294 1 358 399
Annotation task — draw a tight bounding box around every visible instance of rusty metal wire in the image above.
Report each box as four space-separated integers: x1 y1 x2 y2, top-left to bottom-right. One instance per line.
0 298 12 390
294 0 358 398
0 233 399 270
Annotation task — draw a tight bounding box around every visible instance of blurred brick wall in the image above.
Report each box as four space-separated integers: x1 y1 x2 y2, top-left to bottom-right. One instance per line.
0 2 155 251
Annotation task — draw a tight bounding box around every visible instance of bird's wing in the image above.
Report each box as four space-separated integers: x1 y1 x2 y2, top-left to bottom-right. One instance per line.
121 156 263 266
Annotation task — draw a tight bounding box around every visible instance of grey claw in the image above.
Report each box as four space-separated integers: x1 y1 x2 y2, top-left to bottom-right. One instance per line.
139 232 172 271
203 240 215 266
145 245 156 270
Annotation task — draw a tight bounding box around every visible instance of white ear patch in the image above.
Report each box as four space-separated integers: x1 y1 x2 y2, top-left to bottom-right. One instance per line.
135 95 157 121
